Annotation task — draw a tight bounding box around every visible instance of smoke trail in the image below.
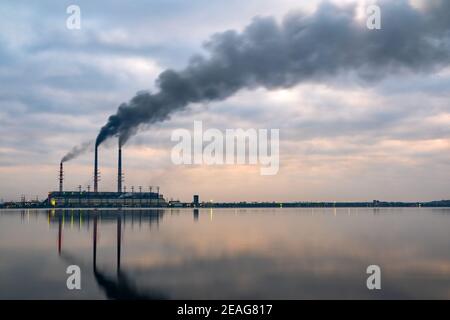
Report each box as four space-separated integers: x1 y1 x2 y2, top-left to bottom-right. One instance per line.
61 141 93 163
96 0 450 146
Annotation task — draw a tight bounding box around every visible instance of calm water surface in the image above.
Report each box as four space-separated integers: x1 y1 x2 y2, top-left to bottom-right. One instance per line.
0 208 449 299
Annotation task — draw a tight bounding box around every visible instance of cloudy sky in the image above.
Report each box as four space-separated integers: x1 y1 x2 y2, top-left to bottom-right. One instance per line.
1 0 450 202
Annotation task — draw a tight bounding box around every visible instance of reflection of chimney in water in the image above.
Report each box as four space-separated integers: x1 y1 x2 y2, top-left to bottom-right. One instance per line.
58 215 62 255
117 215 121 276
93 214 98 272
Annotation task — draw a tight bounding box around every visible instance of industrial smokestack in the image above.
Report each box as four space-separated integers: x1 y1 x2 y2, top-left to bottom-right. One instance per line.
59 162 63 193
94 146 98 193
118 143 122 193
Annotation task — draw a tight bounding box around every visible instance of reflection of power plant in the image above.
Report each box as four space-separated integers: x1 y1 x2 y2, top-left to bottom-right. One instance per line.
193 208 199 221
55 209 167 299
48 144 166 208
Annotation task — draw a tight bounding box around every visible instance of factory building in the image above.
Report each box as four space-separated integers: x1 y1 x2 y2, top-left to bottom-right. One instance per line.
47 191 166 208
193 195 199 207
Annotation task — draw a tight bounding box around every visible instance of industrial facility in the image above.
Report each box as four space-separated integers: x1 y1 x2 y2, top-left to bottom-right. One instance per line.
47 142 167 208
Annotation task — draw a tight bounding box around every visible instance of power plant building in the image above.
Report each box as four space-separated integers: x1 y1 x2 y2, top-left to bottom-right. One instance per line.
48 141 167 208
47 191 166 208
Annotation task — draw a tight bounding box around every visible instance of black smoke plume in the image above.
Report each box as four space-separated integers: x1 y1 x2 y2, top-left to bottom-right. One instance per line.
61 141 93 163
93 0 450 147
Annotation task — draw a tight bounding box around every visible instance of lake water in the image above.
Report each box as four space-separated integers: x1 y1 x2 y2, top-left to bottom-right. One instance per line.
0 208 449 299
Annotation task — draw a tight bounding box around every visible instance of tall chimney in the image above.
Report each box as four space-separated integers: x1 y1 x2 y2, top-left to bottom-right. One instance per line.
118 143 122 193
59 162 63 193
94 146 98 193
